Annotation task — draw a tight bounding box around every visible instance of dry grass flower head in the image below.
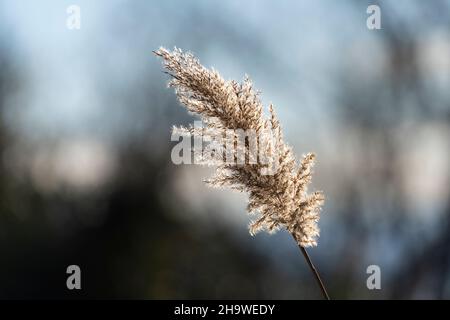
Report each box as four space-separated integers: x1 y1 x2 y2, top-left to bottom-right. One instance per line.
154 47 324 248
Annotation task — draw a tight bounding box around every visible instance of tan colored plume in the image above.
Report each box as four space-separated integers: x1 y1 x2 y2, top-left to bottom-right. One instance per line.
154 47 324 248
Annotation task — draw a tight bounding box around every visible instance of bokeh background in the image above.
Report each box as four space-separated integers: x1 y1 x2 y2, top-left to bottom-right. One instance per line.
0 0 449 299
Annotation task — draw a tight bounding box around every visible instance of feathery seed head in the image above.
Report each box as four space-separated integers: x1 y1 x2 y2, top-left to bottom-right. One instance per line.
155 47 325 247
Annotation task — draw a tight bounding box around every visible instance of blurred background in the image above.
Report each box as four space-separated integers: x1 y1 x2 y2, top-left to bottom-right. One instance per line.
0 0 449 299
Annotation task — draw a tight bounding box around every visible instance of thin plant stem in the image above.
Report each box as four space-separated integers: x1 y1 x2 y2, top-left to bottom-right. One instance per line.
292 233 330 300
